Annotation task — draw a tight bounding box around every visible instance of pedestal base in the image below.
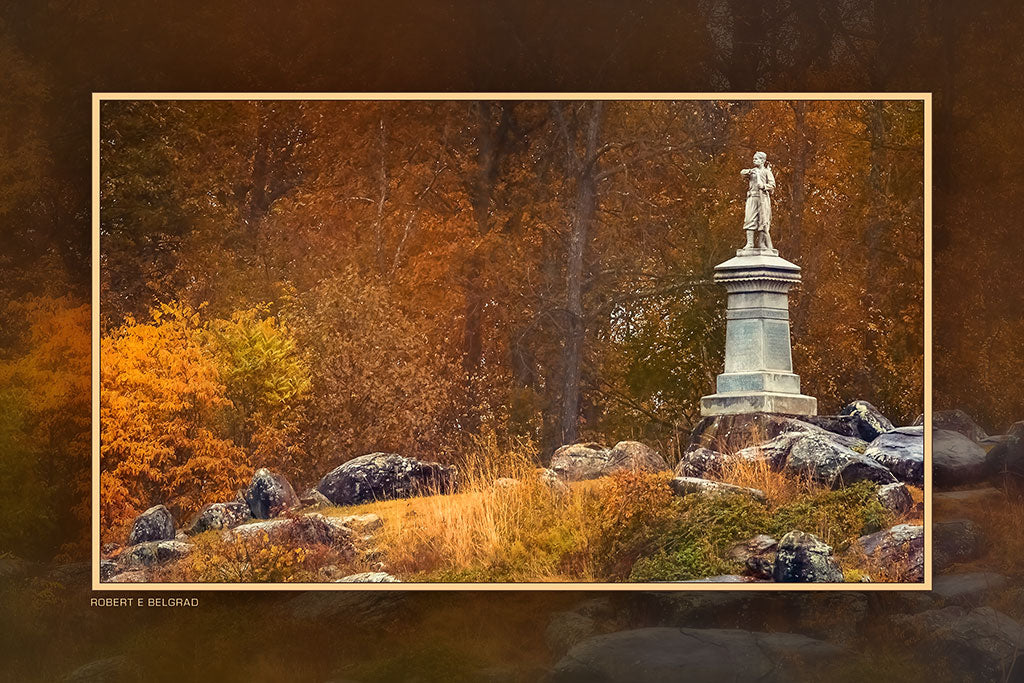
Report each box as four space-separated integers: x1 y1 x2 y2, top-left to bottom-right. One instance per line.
700 391 818 417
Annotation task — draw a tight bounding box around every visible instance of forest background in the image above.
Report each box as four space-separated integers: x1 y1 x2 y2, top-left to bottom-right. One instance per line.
83 99 923 540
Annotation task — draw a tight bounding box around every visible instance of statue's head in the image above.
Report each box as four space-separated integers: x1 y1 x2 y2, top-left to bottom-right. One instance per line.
753 151 767 167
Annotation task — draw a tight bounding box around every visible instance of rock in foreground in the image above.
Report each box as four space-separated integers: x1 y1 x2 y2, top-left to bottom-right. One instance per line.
853 524 924 582
772 531 844 583
317 452 457 505
839 400 895 441
127 505 175 546
669 477 765 501
187 501 250 535
550 441 668 481
863 427 924 486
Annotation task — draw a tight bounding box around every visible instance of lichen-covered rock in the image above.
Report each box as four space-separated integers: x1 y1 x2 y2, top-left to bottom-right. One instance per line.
548 627 847 683
915 409 989 442
334 572 400 583
538 468 569 493
316 452 457 505
550 441 668 481
893 607 1024 681
863 426 924 486
126 505 174 545
877 482 914 515
840 400 895 441
299 488 333 509
674 446 732 478
935 518 983 570
187 501 250 535
772 531 844 583
934 429 990 487
782 431 896 488
233 513 354 550
669 477 765 501
727 534 778 580
853 523 924 582
99 560 118 581
120 540 193 569
244 468 299 519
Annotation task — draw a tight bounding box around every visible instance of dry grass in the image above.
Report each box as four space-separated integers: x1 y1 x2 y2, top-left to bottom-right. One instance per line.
715 454 818 507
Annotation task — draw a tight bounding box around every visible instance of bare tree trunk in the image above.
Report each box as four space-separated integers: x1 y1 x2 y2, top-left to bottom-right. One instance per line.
559 101 604 445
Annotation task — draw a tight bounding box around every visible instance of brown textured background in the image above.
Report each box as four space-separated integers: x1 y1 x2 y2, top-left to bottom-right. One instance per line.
2 1 1022 680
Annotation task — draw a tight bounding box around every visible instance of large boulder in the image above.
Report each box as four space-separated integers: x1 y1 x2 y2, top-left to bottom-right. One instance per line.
126 505 175 546
772 531 844 583
186 501 250 535
316 452 457 505
916 409 989 442
669 477 765 501
547 627 847 683
876 482 914 515
782 431 896 488
550 441 667 481
687 413 820 454
119 540 193 569
674 446 732 478
727 534 778 580
852 524 924 582
893 607 1024 681
986 437 1024 493
863 426 924 486
244 468 299 519
934 429 991 487
839 400 895 441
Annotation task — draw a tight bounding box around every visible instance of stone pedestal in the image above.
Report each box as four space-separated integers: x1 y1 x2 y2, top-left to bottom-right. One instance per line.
700 248 817 417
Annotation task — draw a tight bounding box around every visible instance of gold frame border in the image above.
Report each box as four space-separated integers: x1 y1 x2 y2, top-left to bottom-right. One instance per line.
91 92 932 592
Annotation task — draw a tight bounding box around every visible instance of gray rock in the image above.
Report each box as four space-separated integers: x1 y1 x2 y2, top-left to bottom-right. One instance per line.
669 476 765 501
934 429 991 487
932 573 1009 605
316 452 457 505
916 409 989 442
987 438 1024 494
550 441 667 481
772 531 844 583
334 572 399 583
893 607 1024 681
233 513 354 549
126 505 174 545
681 574 759 582
673 446 732 478
840 400 895 441
727 534 778 580
782 431 896 488
187 501 250 535
547 627 847 683
687 413 821 454
799 414 864 438
120 540 193 569
863 426 924 486
853 524 924 582
244 468 299 519
99 560 118 581
545 611 598 657
299 488 334 509
105 570 147 583
1009 421 1024 439
877 482 914 515
935 518 983 570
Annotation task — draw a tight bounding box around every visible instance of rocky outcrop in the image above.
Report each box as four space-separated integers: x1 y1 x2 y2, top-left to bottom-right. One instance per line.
549 441 668 481
126 505 174 545
727 534 778 580
863 427 924 486
244 468 299 519
687 413 819 454
669 477 765 501
316 452 457 505
782 431 896 488
876 482 914 515
673 446 731 478
934 518 983 570
893 607 1024 681
934 429 990 487
853 523 924 582
186 501 250 535
547 627 847 683
119 540 193 570
772 531 844 583
839 400 895 441
915 409 989 442
298 488 333 509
